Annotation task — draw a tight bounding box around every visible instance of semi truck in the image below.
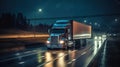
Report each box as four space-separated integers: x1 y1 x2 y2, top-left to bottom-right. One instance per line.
46 20 92 49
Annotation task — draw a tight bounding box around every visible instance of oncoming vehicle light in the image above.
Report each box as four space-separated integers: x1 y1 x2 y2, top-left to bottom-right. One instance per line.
99 36 102 39
60 40 64 44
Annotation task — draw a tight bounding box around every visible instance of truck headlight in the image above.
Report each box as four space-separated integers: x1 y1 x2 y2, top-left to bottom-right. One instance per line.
60 40 64 44
99 36 102 39
46 41 50 44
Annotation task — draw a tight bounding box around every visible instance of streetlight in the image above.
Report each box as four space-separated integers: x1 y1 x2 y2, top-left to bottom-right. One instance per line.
84 20 87 23
38 8 42 12
33 8 42 37
90 22 92 25
94 22 98 26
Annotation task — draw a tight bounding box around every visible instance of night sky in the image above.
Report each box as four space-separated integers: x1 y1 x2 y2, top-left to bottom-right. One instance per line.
0 0 120 19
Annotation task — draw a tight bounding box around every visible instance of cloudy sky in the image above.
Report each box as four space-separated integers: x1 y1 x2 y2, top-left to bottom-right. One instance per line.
0 0 120 19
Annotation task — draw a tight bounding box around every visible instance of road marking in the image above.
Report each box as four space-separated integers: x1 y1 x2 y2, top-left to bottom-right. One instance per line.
15 53 20 55
67 51 88 65
24 51 32 54
67 59 76 64
18 61 25 64
0 53 37 62
0 50 46 62
101 41 107 67
72 59 76 61
67 61 72 64
42 56 45 58
81 51 87 55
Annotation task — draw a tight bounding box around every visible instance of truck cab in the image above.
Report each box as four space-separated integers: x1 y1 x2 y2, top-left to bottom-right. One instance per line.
46 20 73 49
46 20 91 49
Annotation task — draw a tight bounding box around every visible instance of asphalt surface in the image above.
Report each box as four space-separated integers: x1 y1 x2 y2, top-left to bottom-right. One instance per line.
104 37 120 67
0 36 106 67
88 37 120 67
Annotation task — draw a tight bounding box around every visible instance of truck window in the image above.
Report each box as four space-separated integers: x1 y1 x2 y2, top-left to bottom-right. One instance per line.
51 29 65 33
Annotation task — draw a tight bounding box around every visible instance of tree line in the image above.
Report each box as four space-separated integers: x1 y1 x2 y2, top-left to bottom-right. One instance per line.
0 13 50 33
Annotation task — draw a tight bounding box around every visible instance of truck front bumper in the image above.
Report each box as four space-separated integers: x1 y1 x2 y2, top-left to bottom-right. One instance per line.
47 44 64 49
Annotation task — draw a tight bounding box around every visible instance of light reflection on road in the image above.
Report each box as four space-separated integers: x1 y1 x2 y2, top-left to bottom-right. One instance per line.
94 40 98 55
37 52 42 63
42 51 67 67
93 35 106 55
0 35 107 67
57 52 66 67
36 50 77 67
99 41 102 48
44 52 53 67
36 35 106 67
68 50 76 61
84 35 106 67
94 36 103 55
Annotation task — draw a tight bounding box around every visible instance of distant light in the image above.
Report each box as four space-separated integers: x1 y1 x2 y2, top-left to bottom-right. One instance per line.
84 20 87 23
99 36 102 39
38 9 42 12
15 53 20 55
94 22 97 26
113 34 116 36
115 18 118 22
90 22 92 24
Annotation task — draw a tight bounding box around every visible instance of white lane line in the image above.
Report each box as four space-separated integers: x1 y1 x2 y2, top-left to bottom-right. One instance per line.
67 59 76 64
81 51 87 56
67 61 72 64
72 59 76 61
0 50 45 62
100 41 107 67
18 61 25 64
24 51 32 54
67 51 87 65
41 56 45 58
0 53 37 62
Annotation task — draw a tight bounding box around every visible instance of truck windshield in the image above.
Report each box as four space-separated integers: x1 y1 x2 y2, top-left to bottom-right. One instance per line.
56 22 68 24
51 29 65 33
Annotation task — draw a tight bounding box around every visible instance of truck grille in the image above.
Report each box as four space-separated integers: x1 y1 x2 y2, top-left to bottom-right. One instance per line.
51 36 59 45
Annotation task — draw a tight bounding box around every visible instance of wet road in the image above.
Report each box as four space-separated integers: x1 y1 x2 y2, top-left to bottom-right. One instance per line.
88 36 120 67
0 36 106 67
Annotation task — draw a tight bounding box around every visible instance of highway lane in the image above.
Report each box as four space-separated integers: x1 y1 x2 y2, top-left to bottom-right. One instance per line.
41 38 105 67
0 48 99 67
0 35 106 67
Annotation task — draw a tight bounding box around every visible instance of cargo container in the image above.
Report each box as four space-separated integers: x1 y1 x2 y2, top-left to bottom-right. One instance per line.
46 20 92 49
